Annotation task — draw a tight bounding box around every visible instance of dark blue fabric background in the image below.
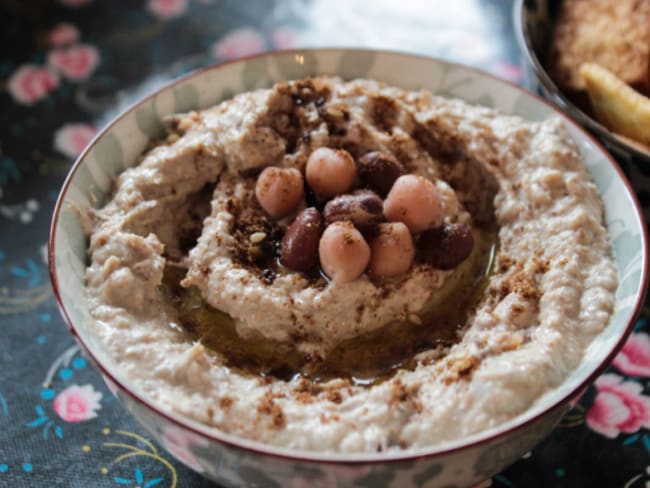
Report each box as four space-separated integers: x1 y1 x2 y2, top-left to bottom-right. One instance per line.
1 1 648 486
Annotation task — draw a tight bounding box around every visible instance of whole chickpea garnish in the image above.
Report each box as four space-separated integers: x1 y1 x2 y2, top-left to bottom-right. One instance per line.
368 222 415 278
255 166 304 219
318 221 370 283
383 174 443 233
305 147 356 200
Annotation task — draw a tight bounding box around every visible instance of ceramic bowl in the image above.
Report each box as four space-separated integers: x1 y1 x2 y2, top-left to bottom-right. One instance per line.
513 0 650 173
49 49 648 488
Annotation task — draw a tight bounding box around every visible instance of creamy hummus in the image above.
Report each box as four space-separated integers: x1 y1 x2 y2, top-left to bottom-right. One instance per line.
85 77 617 452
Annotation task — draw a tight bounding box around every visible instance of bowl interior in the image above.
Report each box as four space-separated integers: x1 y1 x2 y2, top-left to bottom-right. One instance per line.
50 49 648 461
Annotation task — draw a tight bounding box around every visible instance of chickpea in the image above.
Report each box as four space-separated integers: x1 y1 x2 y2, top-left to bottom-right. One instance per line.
255 166 304 219
319 221 370 283
383 174 443 232
368 222 415 278
305 147 356 200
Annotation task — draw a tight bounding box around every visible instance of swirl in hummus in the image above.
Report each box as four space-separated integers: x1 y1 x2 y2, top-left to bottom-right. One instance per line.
85 77 617 452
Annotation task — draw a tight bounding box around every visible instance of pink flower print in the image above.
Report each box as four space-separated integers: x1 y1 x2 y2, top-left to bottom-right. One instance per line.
58 0 92 6
53 384 102 423
586 374 650 438
7 65 59 105
48 44 100 82
613 332 650 377
161 425 207 472
47 23 80 47
54 123 97 159
212 28 265 60
147 0 188 20
270 28 298 50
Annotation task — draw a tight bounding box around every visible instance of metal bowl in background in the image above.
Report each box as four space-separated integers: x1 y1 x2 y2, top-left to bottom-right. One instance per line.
513 0 650 172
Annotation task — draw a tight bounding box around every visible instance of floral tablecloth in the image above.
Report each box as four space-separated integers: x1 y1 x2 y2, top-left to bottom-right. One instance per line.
1 0 648 486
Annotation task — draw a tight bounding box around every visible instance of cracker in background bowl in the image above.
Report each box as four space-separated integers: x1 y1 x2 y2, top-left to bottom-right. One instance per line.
548 0 650 94
580 62 650 150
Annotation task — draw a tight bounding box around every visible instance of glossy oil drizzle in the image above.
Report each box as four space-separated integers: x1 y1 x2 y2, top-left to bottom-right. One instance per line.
161 229 497 386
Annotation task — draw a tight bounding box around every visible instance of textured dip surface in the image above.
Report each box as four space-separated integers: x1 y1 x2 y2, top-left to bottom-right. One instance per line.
85 77 618 453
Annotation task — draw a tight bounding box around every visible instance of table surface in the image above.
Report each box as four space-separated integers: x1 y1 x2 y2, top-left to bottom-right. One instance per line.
1 0 649 487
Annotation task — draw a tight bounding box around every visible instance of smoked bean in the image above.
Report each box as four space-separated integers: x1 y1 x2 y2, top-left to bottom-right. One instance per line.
421 223 474 270
357 151 405 197
280 208 323 272
323 190 384 229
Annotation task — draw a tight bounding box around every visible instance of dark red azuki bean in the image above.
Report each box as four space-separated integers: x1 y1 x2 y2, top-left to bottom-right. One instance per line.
280 207 323 272
421 223 474 270
357 151 405 197
323 190 384 230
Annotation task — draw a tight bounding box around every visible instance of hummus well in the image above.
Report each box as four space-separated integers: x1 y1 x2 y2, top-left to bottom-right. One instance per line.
85 77 617 452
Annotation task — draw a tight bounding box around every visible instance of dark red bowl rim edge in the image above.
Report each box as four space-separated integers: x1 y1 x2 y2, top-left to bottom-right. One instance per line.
48 47 650 465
